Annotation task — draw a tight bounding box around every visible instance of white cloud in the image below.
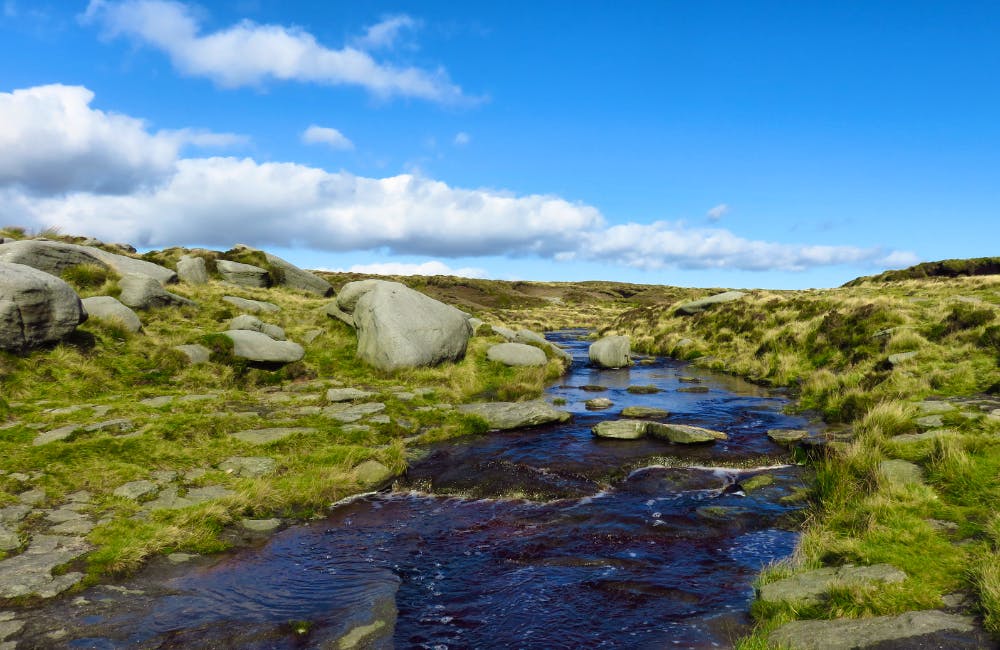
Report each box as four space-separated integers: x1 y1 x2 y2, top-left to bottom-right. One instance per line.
352 14 419 51
0 84 240 195
706 203 729 221
0 83 917 274
82 0 473 104
329 260 487 278
453 131 470 146
302 125 354 150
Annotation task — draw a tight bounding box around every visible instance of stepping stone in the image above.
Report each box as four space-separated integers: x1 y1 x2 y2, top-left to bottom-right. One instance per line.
592 420 647 440
767 429 808 444
342 424 371 434
768 609 978 650
0 526 20 551
113 480 159 500
327 388 376 403
49 519 95 535
231 427 315 445
647 423 727 443
241 518 280 533
151 471 178 484
585 398 614 410
393 391 416 401
620 406 668 418
0 505 31 524
186 486 235 503
678 376 702 383
915 414 945 429
917 400 957 415
18 489 45 506
758 564 907 606
579 385 607 392
218 456 277 478
456 400 570 430
368 415 391 425
45 508 86 524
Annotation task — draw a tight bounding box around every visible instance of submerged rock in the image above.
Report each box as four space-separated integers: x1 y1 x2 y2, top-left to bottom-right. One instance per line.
0 262 87 351
457 400 571 430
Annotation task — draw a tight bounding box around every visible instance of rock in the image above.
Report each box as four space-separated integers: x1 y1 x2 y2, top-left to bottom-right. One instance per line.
678 376 702 383
585 398 614 410
241 518 281 533
81 296 142 332
0 526 20 551
221 330 304 363
486 342 548 367
113 480 159 500
580 384 607 392
218 456 277 478
327 387 376 403
18 489 45 506
457 400 571 430
768 610 978 650
620 406 669 418
174 344 211 365
677 386 709 393
589 335 631 368
879 459 924 486
352 281 472 371
151 470 177 484
325 301 356 328
354 460 393 485
235 247 333 296
49 519 96 535
119 274 194 310
228 314 285 340
767 429 809 444
143 486 193 511
917 400 957 415
0 534 91 599
140 396 174 407
741 474 775 492
215 259 269 287
301 328 324 344
915 414 945 429
0 506 30 524
325 402 386 423
468 317 484 332
176 255 209 285
167 552 197 563
0 240 176 283
647 423 726 444
887 351 918 367
222 296 280 313
491 325 516 341
0 262 87 351
336 279 383 313
758 564 907 606
332 586 398 650
186 485 235 503
231 427 315 445
891 428 957 445
675 291 746 315
592 419 647 440
83 418 133 434
626 385 660 394
33 424 78 446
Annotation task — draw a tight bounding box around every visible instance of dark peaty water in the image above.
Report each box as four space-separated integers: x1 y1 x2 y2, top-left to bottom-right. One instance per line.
32 331 815 649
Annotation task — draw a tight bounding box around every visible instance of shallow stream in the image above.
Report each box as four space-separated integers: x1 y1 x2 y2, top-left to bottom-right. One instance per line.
24 330 816 649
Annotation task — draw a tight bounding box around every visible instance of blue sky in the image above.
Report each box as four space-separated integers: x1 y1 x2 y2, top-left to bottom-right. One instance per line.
1 1 997 288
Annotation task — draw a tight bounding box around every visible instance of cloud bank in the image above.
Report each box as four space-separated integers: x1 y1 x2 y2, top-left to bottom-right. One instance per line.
83 0 472 104
0 84 918 273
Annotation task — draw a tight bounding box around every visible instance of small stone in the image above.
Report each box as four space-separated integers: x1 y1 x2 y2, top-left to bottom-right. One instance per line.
585 398 614 410
326 387 376 402
301 328 324 344
167 552 197 563
113 480 159 500
241 518 281 532
620 406 669 418
353 460 393 485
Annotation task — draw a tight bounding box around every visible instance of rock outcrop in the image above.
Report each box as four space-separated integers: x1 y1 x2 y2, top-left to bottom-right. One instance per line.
0 262 87 351
234 246 333 296
0 239 176 284
80 296 142 332
589 335 631 368
216 260 269 288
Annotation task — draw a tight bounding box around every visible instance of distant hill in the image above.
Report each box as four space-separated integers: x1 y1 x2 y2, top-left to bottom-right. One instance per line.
843 257 1000 286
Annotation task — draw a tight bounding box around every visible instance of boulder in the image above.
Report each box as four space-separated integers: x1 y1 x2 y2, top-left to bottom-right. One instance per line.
216 260 269 288
486 343 548 367
325 301 356 328
353 460 393 486
0 262 87 351
491 325 516 341
592 419 647 440
515 329 572 362
675 291 746 315
80 296 141 332
221 330 304 364
174 344 211 365
222 295 279 313
768 610 979 650
589 335 631 368
119 274 194 310
176 255 209 285
767 428 808 444
234 246 333 296
352 281 472 371
757 564 907 606
646 423 726 443
336 279 383 313
0 240 176 284
457 400 571 430
228 314 285 340
585 398 614 410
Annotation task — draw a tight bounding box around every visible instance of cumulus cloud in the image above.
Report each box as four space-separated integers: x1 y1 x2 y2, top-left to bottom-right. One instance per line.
0 84 240 195
352 14 419 51
0 83 917 274
330 260 487 278
302 125 354 150
706 203 729 221
82 0 472 104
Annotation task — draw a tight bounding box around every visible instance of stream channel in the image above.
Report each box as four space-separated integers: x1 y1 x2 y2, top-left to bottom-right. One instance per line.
22 330 817 649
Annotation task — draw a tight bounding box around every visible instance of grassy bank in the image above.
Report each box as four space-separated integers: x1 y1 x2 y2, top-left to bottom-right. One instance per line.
606 275 1000 643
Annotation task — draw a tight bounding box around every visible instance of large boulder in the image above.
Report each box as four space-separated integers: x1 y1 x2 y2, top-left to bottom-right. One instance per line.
675 291 746 315
118 274 194 310
221 330 304 363
0 240 176 284
457 400 571 430
80 296 141 332
350 281 471 371
176 255 209 285
589 335 631 368
216 260 269 288
228 314 285 341
336 279 383 313
234 246 333 296
486 343 547 367
0 262 87 351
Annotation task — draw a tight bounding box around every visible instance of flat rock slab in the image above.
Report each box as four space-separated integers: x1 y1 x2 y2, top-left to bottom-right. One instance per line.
144 485 234 511
216 260 269 287
592 419 647 440
231 427 315 445
891 429 957 445
457 400 571 430
626 385 660 394
222 296 280 313
113 480 158 500
33 425 78 446
620 406 669 418
887 351 918 367
647 423 726 443
218 456 277 478
325 403 386 423
768 610 979 650
0 534 91 599
758 564 907 605
327 387 376 403
914 414 945 429
916 400 957 415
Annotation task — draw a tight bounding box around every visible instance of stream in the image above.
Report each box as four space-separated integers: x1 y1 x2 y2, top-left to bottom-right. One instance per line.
20 330 816 649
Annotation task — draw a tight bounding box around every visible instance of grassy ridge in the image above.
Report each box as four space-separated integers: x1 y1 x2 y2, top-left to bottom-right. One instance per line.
605 276 1000 643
